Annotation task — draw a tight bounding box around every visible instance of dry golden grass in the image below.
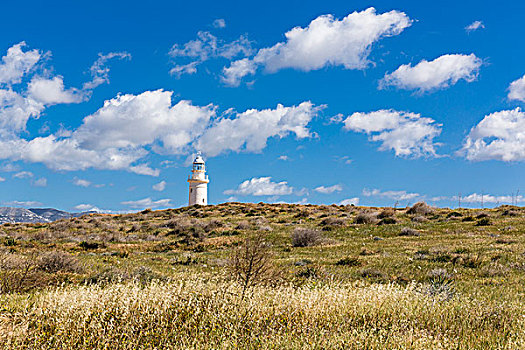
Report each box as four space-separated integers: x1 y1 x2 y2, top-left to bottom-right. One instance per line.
2 277 524 349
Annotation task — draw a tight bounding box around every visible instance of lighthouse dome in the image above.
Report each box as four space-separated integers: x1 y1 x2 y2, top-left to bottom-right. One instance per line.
193 153 205 164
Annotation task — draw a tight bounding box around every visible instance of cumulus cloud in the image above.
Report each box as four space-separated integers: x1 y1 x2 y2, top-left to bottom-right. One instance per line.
222 7 412 86
0 42 41 85
153 180 166 191
465 21 484 33
339 197 359 205
0 90 216 174
28 76 84 104
343 109 442 157
0 43 320 176
224 177 294 196
213 19 226 28
314 184 342 194
196 102 321 156
380 54 482 93
221 58 257 86
1 89 319 175
0 176 4 182
169 31 253 77
73 177 91 187
0 42 132 175
121 197 172 209
363 188 420 201
508 75 525 102
462 108 525 161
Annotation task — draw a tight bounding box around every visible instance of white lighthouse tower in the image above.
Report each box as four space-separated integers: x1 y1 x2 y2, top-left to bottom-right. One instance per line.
188 152 209 206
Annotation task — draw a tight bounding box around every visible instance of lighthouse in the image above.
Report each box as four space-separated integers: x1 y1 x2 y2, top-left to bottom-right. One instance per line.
188 152 209 206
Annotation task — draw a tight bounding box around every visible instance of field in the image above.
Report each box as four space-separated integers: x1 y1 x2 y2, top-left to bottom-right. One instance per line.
1 202 525 349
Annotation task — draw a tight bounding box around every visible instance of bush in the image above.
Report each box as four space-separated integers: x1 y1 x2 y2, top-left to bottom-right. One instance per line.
79 241 103 250
406 202 434 215
229 235 280 299
422 268 455 301
476 218 491 226
335 257 361 266
291 228 322 247
399 227 420 237
360 268 386 280
320 217 346 226
235 221 251 230
37 251 81 273
377 217 397 225
354 212 378 224
412 216 428 223
378 208 395 219
462 255 484 268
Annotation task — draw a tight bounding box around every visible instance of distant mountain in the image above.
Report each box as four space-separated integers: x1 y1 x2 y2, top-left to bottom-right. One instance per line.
0 207 95 224
0 207 50 224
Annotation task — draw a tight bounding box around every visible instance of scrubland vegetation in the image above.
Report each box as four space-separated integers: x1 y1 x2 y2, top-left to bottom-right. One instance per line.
1 202 525 349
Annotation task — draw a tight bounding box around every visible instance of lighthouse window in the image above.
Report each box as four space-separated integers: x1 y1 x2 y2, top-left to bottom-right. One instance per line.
190 188 193 193
203 199 205 203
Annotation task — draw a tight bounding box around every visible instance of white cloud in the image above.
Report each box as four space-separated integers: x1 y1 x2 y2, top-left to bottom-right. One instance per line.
462 108 525 161
363 188 420 201
73 177 91 187
74 90 215 154
459 193 524 204
0 88 45 134
0 42 320 175
196 102 321 156
129 164 161 177
28 76 84 105
3 200 42 207
221 58 257 86
153 180 166 191
1 90 215 174
0 176 4 182
224 177 294 196
213 19 226 28
314 184 342 194
121 197 172 209
0 163 20 172
169 31 253 77
278 155 289 161
380 54 482 93
222 7 412 86
465 21 484 33
1 88 318 175
83 52 131 90
339 197 359 205
13 171 33 179
343 109 441 157
508 75 525 102
31 177 47 187
0 42 41 85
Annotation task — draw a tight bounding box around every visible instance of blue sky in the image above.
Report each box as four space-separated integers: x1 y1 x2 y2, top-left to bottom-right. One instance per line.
1 0 525 211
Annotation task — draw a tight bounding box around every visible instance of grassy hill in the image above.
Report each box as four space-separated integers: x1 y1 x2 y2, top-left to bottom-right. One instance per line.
1 202 525 349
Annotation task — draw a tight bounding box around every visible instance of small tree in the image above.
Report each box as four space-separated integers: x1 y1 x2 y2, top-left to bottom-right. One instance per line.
229 235 278 300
